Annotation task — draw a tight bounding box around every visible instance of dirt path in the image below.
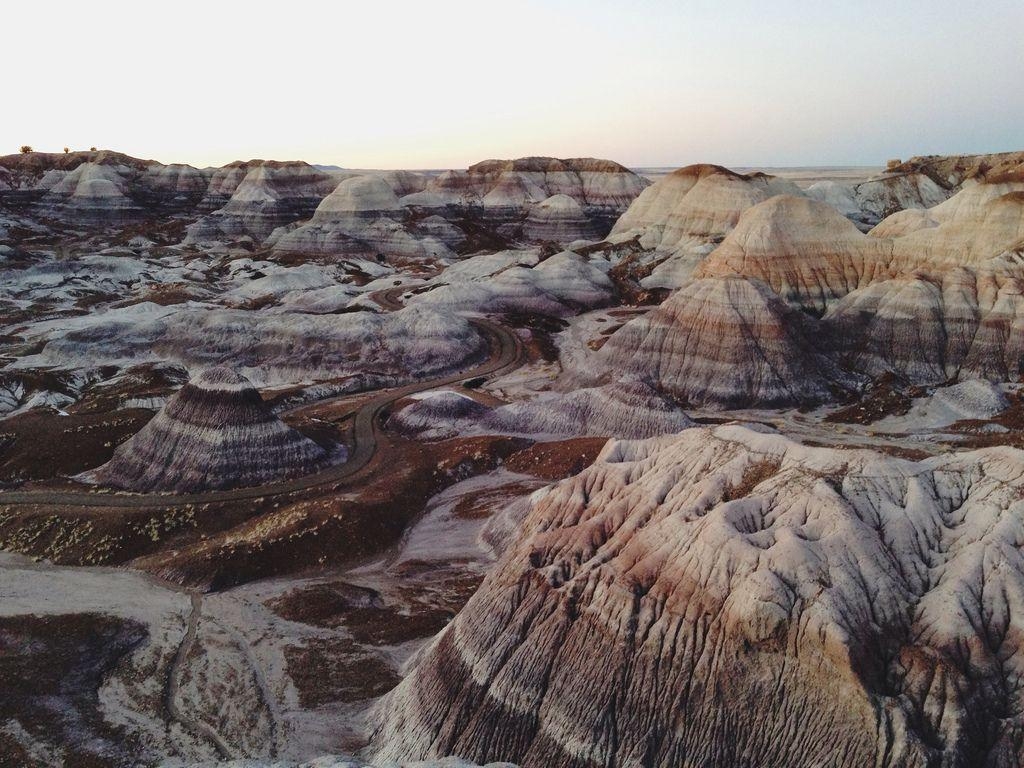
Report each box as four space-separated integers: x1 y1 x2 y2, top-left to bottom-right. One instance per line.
0 313 522 511
164 592 235 760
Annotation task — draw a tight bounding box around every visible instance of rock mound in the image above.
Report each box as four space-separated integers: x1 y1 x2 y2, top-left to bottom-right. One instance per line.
596 277 856 408
697 194 894 312
185 161 343 243
81 366 331 493
610 164 803 253
272 174 456 260
522 194 601 242
374 425 1024 767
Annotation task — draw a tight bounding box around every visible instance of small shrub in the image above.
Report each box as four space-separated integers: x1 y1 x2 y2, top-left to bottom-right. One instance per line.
90 146 97 152
886 158 902 171
19 145 32 154
63 147 70 154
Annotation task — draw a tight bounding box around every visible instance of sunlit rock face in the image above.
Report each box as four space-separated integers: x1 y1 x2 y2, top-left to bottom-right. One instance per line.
80 366 331 493
595 276 856 408
604 164 803 288
695 194 895 314
184 161 343 243
609 164 803 252
374 424 1024 768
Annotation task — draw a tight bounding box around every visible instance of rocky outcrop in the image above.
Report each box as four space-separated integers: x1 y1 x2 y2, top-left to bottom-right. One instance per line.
374 424 1024 767
605 165 803 288
185 161 344 243
80 366 331 492
411 250 614 317
271 175 458 260
521 194 602 243
395 378 693 441
595 277 857 408
423 157 648 244
610 165 802 252
0 150 211 223
825 266 1024 383
806 151 1024 228
21 302 488 389
806 172 949 228
696 194 894 313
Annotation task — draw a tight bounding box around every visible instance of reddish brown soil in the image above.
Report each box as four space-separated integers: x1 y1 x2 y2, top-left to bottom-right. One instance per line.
268 582 383 627
948 391 1024 449
0 613 146 768
284 638 400 707
723 458 783 501
824 374 923 425
116 282 199 307
505 436 608 481
129 434 529 589
451 479 542 520
0 408 153 482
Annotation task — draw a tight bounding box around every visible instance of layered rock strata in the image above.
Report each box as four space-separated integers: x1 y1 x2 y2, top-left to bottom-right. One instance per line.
81 366 331 492
595 277 857 408
375 425 1024 768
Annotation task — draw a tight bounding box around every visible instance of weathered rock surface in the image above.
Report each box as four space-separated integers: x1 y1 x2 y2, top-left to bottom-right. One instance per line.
696 194 894 313
610 165 802 252
374 424 1024 767
825 266 1024 383
395 378 693 441
411 250 614 317
595 277 857 408
271 174 457 260
806 151 1024 228
521 194 602 243
424 157 648 243
185 161 344 243
0 150 211 223
80 366 331 492
16 301 487 388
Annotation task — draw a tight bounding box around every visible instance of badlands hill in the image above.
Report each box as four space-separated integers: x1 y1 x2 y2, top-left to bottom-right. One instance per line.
375 425 1024 767
0 151 648 253
81 366 332 492
586 152 1024 406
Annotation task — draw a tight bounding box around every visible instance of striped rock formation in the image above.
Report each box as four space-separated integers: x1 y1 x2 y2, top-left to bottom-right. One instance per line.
0 150 211 223
271 174 460 260
521 194 602 243
606 165 803 289
423 157 649 242
806 151 1024 228
595 277 856 408
609 165 803 253
695 194 895 313
185 161 344 243
374 425 1024 768
395 378 693 441
81 367 331 493
412 251 614 317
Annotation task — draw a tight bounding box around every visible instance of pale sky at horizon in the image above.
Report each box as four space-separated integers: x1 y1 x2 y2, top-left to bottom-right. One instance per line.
6 0 1023 170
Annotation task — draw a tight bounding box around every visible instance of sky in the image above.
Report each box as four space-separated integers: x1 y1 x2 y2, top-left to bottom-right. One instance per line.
6 0 1023 169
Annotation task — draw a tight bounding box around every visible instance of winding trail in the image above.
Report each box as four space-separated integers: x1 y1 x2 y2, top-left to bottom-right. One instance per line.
165 592 235 760
1 288 525 758
0 297 522 511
